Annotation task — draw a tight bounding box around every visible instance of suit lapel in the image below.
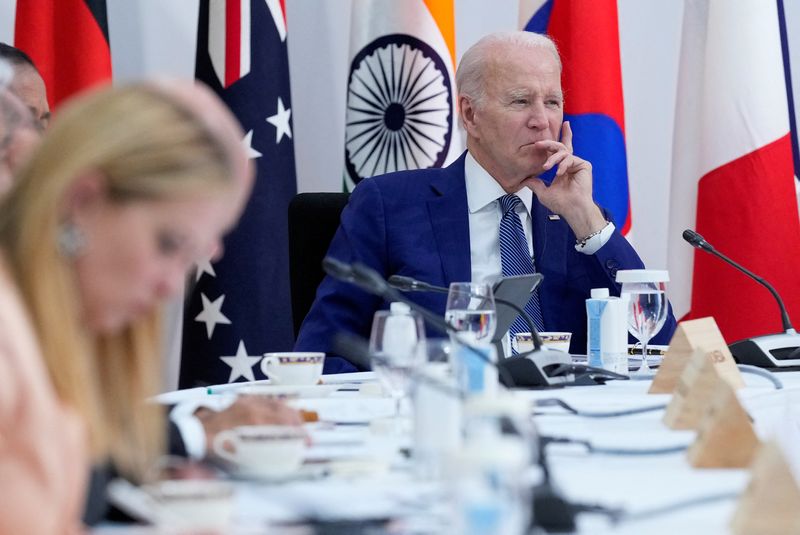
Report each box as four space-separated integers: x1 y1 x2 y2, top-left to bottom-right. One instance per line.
428 153 471 285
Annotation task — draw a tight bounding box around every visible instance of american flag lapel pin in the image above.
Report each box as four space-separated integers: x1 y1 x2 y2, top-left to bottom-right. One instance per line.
547 214 561 221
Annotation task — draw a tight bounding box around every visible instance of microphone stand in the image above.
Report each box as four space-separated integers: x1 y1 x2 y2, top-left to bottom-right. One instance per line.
387 274 587 388
326 258 624 388
322 257 518 387
683 229 800 368
388 275 545 351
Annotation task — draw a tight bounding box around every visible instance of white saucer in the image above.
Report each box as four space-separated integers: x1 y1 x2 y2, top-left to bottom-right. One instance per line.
231 462 328 483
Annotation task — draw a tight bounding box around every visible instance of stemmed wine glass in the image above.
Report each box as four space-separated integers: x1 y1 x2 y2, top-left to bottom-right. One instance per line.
444 282 497 344
369 304 425 415
616 270 669 379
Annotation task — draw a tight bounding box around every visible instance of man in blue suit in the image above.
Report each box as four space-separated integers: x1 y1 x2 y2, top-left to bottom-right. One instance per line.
296 31 676 373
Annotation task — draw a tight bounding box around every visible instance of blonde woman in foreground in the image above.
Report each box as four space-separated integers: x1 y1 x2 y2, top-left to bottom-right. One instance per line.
0 81 253 533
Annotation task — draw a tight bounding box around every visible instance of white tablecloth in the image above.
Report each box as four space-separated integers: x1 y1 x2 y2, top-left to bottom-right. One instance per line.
97 370 800 534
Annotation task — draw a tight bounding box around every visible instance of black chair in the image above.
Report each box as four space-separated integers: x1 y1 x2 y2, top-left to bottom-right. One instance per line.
288 192 350 338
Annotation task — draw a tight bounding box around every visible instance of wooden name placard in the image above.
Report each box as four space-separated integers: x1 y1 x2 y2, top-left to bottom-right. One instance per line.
730 441 800 534
687 379 759 469
663 348 723 430
650 317 744 394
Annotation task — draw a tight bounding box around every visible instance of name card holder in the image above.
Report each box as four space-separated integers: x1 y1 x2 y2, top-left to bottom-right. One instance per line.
650 317 744 394
687 378 759 468
730 441 800 535
663 348 723 430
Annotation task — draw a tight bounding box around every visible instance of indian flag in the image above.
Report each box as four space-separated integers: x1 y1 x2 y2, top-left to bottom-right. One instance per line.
343 0 462 191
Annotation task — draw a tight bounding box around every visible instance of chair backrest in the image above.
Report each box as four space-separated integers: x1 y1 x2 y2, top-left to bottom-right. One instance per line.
288 192 350 338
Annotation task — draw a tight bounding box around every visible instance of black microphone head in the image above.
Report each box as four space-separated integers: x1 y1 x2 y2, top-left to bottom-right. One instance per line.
351 262 392 296
682 229 710 250
322 256 355 282
388 274 417 291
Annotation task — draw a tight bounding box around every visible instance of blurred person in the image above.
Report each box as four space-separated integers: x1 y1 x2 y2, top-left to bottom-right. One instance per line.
0 48 302 482
0 42 50 131
0 80 256 532
0 79 42 194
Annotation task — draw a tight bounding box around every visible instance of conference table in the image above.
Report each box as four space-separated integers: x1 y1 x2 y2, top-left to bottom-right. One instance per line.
94 366 800 534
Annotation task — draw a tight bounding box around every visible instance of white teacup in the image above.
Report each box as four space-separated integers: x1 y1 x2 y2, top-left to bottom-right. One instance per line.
514 332 572 353
212 425 306 478
145 479 234 529
261 352 325 385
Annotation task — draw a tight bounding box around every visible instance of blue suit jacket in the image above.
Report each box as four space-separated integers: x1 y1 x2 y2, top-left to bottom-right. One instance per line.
295 153 676 373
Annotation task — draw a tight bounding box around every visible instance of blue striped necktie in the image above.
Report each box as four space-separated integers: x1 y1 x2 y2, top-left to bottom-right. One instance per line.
498 194 545 351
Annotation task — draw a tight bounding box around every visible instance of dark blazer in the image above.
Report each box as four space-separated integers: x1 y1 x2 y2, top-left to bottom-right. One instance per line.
295 152 676 373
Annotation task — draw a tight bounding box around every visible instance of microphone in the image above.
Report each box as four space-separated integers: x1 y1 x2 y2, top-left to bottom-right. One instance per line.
322 257 580 388
325 257 623 387
388 274 631 386
323 258 518 386
321 257 357 284
388 274 544 351
682 229 800 367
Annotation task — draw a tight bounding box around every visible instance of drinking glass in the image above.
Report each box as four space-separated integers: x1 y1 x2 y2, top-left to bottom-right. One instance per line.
444 282 497 344
616 270 669 379
369 308 425 414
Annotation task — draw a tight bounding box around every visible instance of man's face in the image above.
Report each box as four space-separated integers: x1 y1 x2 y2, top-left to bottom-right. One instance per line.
0 89 41 195
461 45 563 190
10 65 49 131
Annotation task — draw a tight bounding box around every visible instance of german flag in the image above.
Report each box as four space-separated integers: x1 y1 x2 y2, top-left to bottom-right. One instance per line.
14 0 111 110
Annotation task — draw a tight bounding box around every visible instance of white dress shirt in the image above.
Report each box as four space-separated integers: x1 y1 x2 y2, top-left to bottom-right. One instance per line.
463 152 614 351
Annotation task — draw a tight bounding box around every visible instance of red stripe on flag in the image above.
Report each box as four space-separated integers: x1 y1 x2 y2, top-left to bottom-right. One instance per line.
546 0 625 134
225 0 241 88
687 134 800 342
15 0 111 109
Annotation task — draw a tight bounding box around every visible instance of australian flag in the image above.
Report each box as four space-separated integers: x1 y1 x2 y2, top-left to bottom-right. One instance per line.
521 0 631 235
179 0 297 388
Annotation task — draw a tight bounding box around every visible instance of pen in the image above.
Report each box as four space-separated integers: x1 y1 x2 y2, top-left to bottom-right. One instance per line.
206 379 272 395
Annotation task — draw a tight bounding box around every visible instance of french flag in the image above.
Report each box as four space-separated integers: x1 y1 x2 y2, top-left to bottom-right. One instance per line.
519 0 631 235
668 0 800 343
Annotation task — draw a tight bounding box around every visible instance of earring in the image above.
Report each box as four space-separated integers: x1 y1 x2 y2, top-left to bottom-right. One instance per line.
57 221 86 258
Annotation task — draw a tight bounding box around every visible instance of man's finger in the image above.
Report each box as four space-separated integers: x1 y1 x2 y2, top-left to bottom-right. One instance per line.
543 148 568 170
534 139 565 154
561 121 573 152
556 155 575 176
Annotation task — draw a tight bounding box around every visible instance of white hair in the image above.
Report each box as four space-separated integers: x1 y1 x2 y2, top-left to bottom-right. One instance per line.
456 31 561 107
0 59 12 89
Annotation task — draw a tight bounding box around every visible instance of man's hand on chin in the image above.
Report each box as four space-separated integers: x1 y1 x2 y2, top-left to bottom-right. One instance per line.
522 121 607 238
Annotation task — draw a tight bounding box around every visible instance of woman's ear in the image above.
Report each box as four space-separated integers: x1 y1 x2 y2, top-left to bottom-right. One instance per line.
60 170 107 221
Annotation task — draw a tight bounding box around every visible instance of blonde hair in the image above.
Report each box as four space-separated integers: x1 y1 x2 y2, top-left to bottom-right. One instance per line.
0 83 242 480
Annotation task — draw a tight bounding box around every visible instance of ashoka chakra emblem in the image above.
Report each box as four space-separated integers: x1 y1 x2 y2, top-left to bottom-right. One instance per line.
344 34 454 188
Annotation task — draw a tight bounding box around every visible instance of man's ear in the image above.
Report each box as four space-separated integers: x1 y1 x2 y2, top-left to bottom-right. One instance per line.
60 170 107 221
459 95 477 137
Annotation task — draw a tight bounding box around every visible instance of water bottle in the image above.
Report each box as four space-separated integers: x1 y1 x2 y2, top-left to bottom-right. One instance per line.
453 341 498 397
586 288 628 375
